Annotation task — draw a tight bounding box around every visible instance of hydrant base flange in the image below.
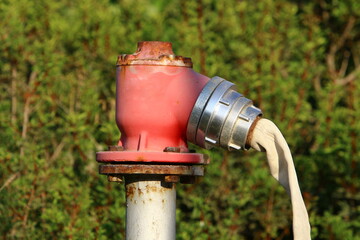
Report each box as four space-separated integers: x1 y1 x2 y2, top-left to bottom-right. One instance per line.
99 163 206 184
99 164 205 176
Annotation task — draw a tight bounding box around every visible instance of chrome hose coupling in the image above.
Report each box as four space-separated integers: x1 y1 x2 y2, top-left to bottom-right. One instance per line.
187 76 262 150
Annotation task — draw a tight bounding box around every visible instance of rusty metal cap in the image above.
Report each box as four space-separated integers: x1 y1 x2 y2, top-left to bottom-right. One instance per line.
117 41 193 68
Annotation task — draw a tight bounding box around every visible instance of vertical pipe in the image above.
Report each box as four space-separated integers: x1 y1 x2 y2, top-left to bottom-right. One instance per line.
125 176 176 240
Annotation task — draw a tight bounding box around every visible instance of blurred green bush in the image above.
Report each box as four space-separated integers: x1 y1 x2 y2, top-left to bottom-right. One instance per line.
0 0 359 239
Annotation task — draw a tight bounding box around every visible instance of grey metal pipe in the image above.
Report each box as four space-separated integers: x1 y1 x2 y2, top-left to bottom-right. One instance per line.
125 176 176 240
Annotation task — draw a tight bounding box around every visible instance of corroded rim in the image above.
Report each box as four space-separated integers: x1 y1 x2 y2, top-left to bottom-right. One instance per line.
117 41 193 67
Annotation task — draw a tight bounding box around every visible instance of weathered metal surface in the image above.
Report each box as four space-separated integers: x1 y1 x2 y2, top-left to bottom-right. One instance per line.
164 175 180 183
117 41 192 67
125 176 176 240
99 164 205 176
96 151 206 164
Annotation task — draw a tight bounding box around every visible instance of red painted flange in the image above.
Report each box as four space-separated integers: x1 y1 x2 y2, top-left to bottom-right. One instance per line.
96 151 207 164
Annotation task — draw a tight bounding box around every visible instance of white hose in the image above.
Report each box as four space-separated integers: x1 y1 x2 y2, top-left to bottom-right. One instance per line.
249 118 311 240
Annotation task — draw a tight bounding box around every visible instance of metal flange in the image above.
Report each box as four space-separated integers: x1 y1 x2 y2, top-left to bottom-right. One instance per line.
98 146 209 183
100 164 205 176
99 164 206 184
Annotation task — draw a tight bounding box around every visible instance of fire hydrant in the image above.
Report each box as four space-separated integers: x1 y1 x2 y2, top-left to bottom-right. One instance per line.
96 41 261 240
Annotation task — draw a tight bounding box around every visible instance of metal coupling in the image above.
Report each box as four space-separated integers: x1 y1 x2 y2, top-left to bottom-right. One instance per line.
187 76 262 151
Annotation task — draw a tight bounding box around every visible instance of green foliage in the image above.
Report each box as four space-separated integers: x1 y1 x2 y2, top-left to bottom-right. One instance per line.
0 0 359 239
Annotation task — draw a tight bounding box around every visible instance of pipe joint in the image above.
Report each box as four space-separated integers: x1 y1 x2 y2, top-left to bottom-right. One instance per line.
187 77 262 150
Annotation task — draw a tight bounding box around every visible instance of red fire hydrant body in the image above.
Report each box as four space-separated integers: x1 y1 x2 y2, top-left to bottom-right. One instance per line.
97 41 209 164
116 48 209 152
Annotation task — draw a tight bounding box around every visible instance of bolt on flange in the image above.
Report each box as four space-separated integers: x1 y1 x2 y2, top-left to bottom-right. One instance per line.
99 163 207 184
100 145 208 183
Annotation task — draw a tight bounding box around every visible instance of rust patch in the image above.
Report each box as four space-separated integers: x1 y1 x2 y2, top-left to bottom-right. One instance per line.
100 164 205 176
116 41 192 68
136 156 145 161
117 54 192 67
164 175 180 183
137 188 143 196
146 184 160 193
126 185 136 199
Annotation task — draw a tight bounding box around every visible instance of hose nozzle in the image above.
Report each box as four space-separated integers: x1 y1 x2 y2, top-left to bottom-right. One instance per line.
187 76 262 150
